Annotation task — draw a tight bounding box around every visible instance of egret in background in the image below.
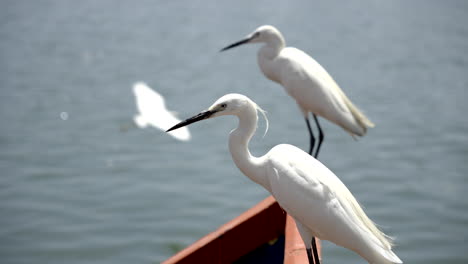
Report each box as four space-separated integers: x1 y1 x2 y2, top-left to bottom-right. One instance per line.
167 94 401 264
133 82 191 141
221 25 375 158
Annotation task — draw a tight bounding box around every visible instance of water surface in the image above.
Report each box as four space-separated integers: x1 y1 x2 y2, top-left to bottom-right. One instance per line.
1 1 467 263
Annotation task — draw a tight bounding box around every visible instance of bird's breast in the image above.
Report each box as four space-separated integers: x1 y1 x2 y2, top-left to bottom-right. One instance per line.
257 54 281 84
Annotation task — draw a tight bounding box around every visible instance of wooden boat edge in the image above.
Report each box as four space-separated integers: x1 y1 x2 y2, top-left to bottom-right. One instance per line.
162 195 320 264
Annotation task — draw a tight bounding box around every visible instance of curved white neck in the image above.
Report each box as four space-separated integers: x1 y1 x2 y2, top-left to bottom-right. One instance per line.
258 34 286 59
257 34 286 84
228 106 268 189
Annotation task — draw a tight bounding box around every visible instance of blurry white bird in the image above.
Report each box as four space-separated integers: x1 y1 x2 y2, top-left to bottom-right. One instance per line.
133 82 191 141
167 94 401 264
221 25 374 158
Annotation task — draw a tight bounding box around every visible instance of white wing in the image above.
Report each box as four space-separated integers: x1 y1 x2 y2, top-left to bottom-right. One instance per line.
277 48 374 136
132 82 191 141
265 144 401 263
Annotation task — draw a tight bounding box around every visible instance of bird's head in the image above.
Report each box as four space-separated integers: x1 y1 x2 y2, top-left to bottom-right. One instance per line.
166 94 268 135
220 25 282 51
166 94 248 132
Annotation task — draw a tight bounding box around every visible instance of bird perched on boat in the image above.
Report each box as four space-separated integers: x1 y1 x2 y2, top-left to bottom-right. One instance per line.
167 93 401 264
221 25 374 158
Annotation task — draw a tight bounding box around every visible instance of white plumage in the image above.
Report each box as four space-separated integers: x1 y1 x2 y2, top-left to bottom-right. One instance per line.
167 94 401 264
267 144 400 263
221 25 374 156
133 82 190 141
264 46 374 136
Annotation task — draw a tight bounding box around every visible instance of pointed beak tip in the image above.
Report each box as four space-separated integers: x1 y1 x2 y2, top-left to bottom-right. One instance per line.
219 46 231 52
165 110 214 134
219 37 252 53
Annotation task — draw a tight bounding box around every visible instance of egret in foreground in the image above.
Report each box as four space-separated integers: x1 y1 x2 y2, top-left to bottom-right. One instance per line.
221 25 375 158
167 94 401 264
133 82 191 141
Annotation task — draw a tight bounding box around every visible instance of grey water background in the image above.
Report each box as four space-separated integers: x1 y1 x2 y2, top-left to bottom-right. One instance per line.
1 0 467 263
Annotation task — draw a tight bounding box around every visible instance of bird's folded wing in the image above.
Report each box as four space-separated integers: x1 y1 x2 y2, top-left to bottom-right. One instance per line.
266 144 391 251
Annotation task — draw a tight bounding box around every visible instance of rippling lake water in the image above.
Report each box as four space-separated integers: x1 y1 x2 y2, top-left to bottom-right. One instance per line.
1 1 467 263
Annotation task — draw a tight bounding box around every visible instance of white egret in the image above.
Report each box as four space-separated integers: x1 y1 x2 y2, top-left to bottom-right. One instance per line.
221 25 375 158
167 94 401 264
133 82 191 141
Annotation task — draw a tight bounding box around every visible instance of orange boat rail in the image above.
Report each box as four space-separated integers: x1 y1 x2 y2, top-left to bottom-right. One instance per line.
162 196 320 264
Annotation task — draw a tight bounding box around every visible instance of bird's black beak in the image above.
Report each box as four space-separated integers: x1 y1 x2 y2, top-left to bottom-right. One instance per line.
220 36 253 52
167 110 215 132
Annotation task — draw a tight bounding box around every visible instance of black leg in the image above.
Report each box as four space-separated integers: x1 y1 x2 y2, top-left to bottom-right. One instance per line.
305 117 315 155
311 237 321 264
306 247 314 264
312 114 324 159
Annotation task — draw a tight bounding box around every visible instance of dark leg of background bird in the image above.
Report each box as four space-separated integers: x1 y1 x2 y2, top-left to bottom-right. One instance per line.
305 116 321 264
311 237 321 264
306 116 321 264
312 114 324 159
306 247 314 264
305 117 315 155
